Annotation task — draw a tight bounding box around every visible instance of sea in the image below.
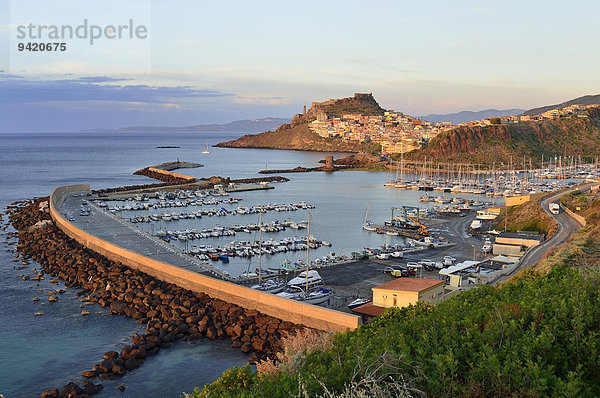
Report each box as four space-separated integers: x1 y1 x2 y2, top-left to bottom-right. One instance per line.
0 131 492 397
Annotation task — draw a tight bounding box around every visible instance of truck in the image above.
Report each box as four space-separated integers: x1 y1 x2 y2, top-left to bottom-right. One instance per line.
549 202 560 215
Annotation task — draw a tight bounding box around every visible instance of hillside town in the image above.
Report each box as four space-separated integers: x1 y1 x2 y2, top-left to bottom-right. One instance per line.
308 102 599 155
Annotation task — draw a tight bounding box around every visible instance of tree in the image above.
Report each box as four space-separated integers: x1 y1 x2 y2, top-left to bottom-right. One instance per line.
490 117 502 125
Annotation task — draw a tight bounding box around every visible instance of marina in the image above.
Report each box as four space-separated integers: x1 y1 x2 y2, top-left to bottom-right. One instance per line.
1 130 595 397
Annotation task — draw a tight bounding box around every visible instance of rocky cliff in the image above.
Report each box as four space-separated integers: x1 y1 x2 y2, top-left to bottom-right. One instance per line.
216 93 383 152
406 107 600 164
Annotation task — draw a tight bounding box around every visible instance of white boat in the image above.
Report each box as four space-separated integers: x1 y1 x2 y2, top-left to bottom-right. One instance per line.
277 286 332 305
348 298 371 310
251 278 286 294
287 270 323 289
476 211 498 220
470 219 482 230
202 141 210 154
362 223 376 232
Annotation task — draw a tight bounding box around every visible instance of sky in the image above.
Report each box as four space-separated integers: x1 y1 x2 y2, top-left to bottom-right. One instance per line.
1 0 600 132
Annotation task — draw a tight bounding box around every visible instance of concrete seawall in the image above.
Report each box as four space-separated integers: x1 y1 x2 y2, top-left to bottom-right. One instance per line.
562 205 587 227
50 184 361 332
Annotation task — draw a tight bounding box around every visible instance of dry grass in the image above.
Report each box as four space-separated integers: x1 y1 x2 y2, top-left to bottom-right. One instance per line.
257 328 332 377
493 199 558 236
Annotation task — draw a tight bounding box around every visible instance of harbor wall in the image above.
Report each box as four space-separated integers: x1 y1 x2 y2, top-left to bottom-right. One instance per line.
50 185 361 332
146 167 197 182
562 205 587 227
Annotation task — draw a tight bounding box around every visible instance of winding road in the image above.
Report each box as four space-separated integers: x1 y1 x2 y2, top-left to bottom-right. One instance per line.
495 183 592 284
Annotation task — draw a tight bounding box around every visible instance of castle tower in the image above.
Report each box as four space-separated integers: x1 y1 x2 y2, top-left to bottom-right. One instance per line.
323 155 336 172
303 105 307 115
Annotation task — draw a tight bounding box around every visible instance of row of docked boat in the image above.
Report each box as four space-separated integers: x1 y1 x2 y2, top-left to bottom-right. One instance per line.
120 204 314 223
186 235 331 260
250 270 333 305
155 219 307 240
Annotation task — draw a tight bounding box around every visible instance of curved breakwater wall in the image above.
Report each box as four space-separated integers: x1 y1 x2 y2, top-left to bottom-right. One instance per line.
50 185 361 332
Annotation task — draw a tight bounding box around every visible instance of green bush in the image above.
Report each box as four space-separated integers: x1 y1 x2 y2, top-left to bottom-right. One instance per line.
195 265 600 397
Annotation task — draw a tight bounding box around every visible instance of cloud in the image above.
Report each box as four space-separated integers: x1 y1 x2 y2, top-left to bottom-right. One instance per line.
0 75 234 105
233 95 290 105
77 76 129 83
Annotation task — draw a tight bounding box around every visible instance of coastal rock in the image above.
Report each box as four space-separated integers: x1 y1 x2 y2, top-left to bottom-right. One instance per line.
40 389 59 398
82 381 103 395
123 358 140 371
60 382 83 397
6 198 306 398
103 351 119 360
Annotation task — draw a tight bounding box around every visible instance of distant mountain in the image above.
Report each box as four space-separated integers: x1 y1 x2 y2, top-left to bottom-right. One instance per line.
420 109 524 124
83 117 291 133
523 94 600 116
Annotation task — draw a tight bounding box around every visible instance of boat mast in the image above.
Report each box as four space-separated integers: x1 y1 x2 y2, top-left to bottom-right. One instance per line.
258 212 262 285
306 211 310 295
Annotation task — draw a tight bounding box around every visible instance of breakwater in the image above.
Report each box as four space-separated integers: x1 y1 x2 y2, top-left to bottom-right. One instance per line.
51 185 360 331
133 167 198 184
6 198 304 397
151 161 203 171
231 176 289 184
93 181 188 195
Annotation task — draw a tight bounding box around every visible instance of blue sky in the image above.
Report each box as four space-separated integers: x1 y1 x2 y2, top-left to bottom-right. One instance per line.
1 0 600 132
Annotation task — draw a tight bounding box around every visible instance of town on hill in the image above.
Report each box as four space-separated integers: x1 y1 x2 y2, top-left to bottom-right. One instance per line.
218 93 600 166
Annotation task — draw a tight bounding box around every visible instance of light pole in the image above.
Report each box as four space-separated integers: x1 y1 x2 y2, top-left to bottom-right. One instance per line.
472 244 476 261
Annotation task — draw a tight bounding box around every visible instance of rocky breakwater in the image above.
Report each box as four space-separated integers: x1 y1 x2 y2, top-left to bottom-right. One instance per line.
5 198 304 397
133 167 198 184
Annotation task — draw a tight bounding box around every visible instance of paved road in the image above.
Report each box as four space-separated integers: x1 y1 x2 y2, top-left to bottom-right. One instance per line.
495 183 592 283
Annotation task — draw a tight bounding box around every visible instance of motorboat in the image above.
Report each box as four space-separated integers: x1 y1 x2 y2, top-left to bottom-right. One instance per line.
348 298 371 310
287 270 323 289
277 286 332 305
251 278 286 294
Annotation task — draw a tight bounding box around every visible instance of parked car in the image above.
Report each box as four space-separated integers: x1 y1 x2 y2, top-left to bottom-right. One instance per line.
383 265 405 274
376 253 390 260
419 259 436 267
443 256 456 266
391 251 404 258
391 269 409 278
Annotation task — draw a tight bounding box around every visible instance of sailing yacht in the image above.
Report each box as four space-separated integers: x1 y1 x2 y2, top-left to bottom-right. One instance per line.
202 141 210 154
277 212 332 305
362 205 376 231
251 212 286 294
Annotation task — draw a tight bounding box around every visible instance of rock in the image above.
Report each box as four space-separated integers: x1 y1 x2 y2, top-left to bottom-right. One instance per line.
60 382 83 397
40 388 59 398
123 358 140 371
206 326 217 340
118 384 126 391
81 370 96 378
112 364 127 376
82 381 104 395
103 351 119 360
240 342 252 353
233 324 243 337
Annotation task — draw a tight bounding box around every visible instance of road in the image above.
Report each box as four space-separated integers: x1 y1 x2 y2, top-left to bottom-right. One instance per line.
495 183 592 284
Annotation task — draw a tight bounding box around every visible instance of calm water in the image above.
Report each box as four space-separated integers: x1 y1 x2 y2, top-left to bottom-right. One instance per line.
0 131 492 397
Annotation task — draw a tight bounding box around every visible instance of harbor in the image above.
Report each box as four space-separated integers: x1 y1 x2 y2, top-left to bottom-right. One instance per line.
1 130 596 397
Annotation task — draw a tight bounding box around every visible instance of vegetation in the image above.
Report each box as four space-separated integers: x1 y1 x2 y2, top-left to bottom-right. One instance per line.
192 261 600 397
406 107 600 165
492 198 558 235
